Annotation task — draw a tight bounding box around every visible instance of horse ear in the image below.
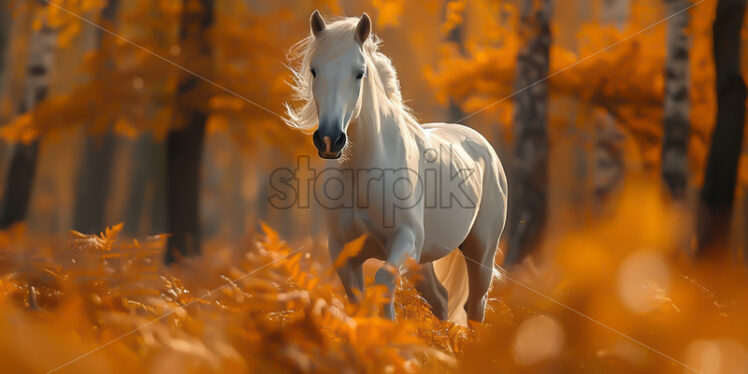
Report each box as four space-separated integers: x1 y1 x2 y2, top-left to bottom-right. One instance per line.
310 10 326 37
355 13 371 44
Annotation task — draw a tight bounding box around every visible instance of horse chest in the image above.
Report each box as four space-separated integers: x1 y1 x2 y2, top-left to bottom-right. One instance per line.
329 190 412 246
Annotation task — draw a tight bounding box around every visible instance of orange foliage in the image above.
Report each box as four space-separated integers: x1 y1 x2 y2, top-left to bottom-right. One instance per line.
0 0 341 152
371 0 406 28
441 0 467 36
462 179 748 373
0 222 467 373
1 1 748 372
1 179 747 373
427 0 748 185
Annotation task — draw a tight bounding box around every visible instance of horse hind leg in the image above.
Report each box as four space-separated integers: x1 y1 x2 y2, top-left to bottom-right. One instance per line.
459 207 503 323
409 262 448 320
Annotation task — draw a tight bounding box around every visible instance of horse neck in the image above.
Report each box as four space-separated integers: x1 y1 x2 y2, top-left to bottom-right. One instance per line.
346 75 414 167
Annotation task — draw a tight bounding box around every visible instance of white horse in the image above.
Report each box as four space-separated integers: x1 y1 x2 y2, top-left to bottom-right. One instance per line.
284 11 507 324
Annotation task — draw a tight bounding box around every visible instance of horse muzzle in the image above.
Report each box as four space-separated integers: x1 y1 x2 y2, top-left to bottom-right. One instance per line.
313 129 346 159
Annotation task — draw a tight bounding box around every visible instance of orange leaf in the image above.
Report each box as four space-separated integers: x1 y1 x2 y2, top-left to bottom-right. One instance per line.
333 234 367 270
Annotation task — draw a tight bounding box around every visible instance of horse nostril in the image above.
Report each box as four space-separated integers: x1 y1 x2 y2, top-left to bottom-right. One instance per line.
313 129 345 155
312 130 324 150
335 133 346 149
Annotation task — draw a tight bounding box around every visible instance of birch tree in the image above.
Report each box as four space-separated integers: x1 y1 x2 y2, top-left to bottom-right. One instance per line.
661 0 691 198
0 1 57 228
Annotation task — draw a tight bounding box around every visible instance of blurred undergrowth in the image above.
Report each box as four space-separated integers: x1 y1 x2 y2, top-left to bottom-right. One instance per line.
0 221 467 373
0 181 747 373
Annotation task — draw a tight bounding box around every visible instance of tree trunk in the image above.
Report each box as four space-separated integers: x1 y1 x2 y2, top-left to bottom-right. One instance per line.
0 141 40 228
0 2 11 95
505 0 551 265
74 134 116 233
124 134 166 237
445 0 465 122
164 0 214 263
698 0 746 254
0 1 56 229
73 0 120 234
661 0 691 198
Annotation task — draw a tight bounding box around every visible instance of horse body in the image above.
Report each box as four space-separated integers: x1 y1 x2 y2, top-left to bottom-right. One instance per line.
285 12 507 323
419 122 507 262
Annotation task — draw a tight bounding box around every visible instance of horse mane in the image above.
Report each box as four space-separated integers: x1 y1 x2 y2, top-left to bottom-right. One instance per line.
284 16 418 132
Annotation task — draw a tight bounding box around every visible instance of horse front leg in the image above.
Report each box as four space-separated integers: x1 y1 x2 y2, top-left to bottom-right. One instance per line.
329 236 365 303
375 228 421 320
336 262 364 303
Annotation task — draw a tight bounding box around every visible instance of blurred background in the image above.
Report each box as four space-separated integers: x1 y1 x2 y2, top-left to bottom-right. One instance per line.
1 0 748 372
2 0 748 259
0 0 747 257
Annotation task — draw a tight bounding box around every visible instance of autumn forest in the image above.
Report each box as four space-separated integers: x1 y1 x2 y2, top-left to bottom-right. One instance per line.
0 0 747 373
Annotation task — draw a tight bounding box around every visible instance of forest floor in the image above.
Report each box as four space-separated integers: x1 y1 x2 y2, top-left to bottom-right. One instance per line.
0 181 746 373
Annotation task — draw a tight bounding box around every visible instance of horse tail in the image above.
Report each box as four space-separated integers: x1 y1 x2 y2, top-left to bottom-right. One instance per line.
432 249 469 326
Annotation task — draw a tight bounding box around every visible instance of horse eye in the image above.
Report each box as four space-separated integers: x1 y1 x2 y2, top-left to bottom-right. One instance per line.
311 68 317 78
355 71 364 80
